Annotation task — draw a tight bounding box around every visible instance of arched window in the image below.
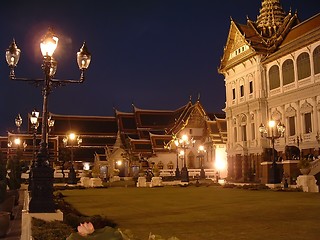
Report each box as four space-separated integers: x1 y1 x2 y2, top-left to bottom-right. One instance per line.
313 46 320 75
269 65 280 90
282 59 294 85
297 52 311 80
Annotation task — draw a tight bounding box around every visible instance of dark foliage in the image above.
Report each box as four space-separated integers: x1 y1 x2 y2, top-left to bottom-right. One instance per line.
54 191 118 230
32 218 74 240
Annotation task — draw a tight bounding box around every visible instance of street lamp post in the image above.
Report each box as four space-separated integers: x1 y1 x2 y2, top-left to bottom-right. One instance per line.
164 139 181 180
28 109 40 191
259 120 285 184
8 114 27 151
197 145 206 179
63 133 82 184
48 113 55 136
174 134 194 182
30 109 40 167
174 148 180 180
6 28 91 212
15 114 22 133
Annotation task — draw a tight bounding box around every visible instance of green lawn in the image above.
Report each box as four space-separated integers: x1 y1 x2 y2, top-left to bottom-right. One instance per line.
61 185 320 240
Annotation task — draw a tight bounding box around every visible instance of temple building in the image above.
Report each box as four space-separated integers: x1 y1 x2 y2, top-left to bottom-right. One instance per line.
2 99 227 179
219 0 320 183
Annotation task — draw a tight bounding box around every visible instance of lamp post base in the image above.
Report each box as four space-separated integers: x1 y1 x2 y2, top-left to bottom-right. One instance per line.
200 167 206 179
29 166 55 213
180 166 189 182
67 166 77 184
268 162 281 184
175 167 180 180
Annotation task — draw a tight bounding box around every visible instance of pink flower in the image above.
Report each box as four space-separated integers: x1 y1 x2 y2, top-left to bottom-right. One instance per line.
77 222 95 236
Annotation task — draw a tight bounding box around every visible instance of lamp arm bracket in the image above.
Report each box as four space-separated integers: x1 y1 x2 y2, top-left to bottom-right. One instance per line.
10 77 44 82
10 77 44 88
51 78 84 84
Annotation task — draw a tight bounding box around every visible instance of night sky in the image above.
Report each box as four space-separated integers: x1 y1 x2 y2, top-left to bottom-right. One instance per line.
0 0 318 135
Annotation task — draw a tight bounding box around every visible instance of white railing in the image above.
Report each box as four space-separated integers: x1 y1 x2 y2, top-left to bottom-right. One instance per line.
159 170 175 177
309 158 320 175
188 169 216 178
160 169 216 179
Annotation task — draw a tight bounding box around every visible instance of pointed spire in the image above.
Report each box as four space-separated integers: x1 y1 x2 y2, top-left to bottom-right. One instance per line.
256 0 286 37
113 131 123 149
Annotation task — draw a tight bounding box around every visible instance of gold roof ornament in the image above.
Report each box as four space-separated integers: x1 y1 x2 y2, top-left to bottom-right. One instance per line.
256 0 286 37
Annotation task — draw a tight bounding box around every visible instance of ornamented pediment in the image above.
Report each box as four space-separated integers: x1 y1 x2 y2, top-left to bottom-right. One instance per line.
300 101 313 114
239 114 247 126
228 31 250 60
285 105 296 117
187 108 206 128
271 109 282 121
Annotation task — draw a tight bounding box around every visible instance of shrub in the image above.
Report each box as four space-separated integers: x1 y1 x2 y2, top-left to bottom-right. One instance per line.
32 218 74 240
241 184 270 190
6 150 23 190
0 180 7 203
222 183 236 188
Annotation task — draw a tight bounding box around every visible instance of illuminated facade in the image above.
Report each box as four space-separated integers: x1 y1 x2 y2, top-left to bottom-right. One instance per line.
219 0 320 183
2 99 227 179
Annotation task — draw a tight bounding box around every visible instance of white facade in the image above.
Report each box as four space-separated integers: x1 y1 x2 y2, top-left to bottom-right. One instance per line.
219 0 320 182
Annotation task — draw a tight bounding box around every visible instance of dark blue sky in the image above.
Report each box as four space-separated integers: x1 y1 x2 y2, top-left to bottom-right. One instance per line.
0 0 319 134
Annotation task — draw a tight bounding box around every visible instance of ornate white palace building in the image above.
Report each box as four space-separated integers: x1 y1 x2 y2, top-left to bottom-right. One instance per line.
219 0 320 183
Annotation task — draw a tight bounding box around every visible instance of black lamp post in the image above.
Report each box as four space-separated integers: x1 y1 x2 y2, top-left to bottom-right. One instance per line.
8 115 27 150
5 28 91 212
63 133 82 184
28 109 39 191
48 113 55 138
198 145 206 179
174 134 194 182
164 138 181 180
30 109 40 166
259 120 285 184
174 147 180 180
15 114 22 133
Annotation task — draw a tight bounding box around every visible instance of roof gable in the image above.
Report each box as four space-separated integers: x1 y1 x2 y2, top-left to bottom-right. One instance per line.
219 20 256 72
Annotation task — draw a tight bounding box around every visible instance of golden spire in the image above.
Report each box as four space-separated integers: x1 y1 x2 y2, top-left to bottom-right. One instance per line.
256 0 286 37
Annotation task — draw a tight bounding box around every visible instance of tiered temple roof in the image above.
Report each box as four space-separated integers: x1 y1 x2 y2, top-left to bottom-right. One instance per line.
47 100 227 160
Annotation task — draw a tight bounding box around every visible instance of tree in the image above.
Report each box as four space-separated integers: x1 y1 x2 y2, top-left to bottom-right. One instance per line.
6 149 23 190
0 152 7 203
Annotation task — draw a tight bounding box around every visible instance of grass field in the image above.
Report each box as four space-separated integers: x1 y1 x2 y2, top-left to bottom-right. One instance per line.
61 185 320 240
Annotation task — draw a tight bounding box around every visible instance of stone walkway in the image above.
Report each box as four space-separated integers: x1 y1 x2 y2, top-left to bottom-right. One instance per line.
3 189 25 240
